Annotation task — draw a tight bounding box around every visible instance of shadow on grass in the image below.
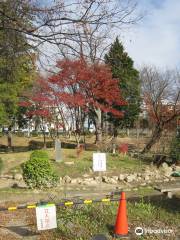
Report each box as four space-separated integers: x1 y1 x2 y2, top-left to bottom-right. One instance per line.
0 141 99 153
11 183 28 190
0 145 30 153
6 225 39 237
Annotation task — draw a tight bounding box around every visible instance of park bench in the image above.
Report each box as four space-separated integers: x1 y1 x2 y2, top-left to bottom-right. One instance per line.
154 183 180 198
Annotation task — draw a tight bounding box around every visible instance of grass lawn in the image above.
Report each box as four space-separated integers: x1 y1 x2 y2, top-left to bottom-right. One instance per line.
53 195 180 240
0 147 148 178
0 186 179 240
0 135 152 178
1 136 179 240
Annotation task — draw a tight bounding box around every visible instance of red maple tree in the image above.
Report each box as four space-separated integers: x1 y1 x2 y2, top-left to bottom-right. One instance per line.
20 58 126 145
48 58 126 143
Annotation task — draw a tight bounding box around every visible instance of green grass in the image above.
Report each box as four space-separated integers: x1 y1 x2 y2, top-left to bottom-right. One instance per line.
54 197 180 240
50 150 146 178
1 148 147 178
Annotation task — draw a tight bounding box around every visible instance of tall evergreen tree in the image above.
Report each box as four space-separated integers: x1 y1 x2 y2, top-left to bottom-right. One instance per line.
104 37 141 136
0 0 36 127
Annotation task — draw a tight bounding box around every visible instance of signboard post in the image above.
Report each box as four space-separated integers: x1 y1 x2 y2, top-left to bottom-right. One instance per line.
93 153 106 196
36 204 57 231
93 153 106 172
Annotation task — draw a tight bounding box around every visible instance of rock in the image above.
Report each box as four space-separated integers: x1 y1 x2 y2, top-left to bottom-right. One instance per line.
155 180 163 183
112 176 119 181
169 176 175 181
125 174 136 183
161 162 173 177
81 179 98 185
71 178 83 184
137 173 142 177
63 175 71 184
144 176 150 181
77 178 83 184
64 161 74 165
155 173 161 179
162 168 173 177
102 176 117 184
102 176 109 183
59 177 63 183
82 174 90 178
84 177 94 181
162 162 169 169
119 174 125 181
71 178 79 184
94 176 102 182
140 182 147 186
108 178 118 184
1 174 13 179
14 173 23 181
146 171 154 177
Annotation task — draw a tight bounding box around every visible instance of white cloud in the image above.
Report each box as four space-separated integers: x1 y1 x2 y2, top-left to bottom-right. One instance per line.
122 0 180 69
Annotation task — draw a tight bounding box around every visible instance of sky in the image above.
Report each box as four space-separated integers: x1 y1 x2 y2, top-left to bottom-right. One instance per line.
122 0 180 69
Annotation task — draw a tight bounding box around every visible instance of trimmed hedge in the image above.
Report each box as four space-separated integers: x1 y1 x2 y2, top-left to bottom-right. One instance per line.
22 150 58 189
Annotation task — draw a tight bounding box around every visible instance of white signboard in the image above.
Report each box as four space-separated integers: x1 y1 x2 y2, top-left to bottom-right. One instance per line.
93 153 106 172
36 204 57 231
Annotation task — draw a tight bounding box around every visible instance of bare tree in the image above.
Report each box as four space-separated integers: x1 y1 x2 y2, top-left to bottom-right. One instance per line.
140 66 180 154
0 0 140 49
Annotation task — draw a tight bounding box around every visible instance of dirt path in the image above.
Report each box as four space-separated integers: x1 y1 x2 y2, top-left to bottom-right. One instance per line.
0 208 37 240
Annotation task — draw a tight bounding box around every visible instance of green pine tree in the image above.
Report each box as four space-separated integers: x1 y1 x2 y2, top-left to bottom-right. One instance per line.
104 37 141 136
0 0 36 126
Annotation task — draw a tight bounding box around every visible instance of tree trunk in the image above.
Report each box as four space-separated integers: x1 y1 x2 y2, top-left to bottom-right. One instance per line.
43 131 46 149
141 125 163 154
94 108 102 143
7 131 12 148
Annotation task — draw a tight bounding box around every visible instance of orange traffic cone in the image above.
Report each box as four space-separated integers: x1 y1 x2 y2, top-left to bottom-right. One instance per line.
114 191 128 238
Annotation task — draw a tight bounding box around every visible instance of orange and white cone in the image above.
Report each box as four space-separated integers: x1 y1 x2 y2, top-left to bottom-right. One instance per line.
114 191 128 238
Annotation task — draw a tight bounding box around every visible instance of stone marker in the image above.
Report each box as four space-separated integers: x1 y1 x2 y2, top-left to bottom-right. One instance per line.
55 139 62 162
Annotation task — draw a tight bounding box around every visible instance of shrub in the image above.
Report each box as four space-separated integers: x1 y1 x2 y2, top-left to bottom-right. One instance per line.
30 150 49 160
0 158 3 174
22 150 58 189
169 135 180 164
